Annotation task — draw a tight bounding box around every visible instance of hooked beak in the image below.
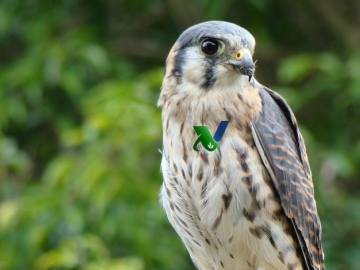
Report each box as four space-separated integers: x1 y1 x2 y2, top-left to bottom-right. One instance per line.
229 49 254 81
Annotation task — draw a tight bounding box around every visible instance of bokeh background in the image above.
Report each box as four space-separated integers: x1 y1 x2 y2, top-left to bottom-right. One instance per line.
0 1 359 269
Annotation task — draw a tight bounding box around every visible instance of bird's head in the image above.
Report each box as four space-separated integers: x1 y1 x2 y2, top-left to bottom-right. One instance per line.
159 21 256 106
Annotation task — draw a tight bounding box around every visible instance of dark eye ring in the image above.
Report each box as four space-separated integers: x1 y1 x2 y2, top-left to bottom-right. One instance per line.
201 39 219 55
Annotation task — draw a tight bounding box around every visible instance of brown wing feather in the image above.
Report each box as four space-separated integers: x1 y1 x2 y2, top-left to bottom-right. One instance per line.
250 85 325 270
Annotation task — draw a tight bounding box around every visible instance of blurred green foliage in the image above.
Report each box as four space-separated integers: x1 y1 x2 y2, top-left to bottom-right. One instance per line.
0 0 359 269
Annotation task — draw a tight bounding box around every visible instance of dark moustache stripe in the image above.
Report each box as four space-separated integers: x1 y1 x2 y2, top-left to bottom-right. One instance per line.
202 66 216 89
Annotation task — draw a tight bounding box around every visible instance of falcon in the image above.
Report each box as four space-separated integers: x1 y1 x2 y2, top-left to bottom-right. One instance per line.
158 21 325 270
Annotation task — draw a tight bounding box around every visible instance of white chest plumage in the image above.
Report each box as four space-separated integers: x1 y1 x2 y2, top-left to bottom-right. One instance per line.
160 91 304 270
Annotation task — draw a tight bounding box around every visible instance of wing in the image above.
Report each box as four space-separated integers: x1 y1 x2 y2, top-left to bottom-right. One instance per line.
249 84 325 270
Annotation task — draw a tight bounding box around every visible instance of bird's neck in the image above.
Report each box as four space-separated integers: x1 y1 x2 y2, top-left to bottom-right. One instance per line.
159 79 262 131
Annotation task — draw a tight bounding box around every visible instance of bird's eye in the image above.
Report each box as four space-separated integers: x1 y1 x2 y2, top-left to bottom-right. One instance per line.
201 39 219 55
